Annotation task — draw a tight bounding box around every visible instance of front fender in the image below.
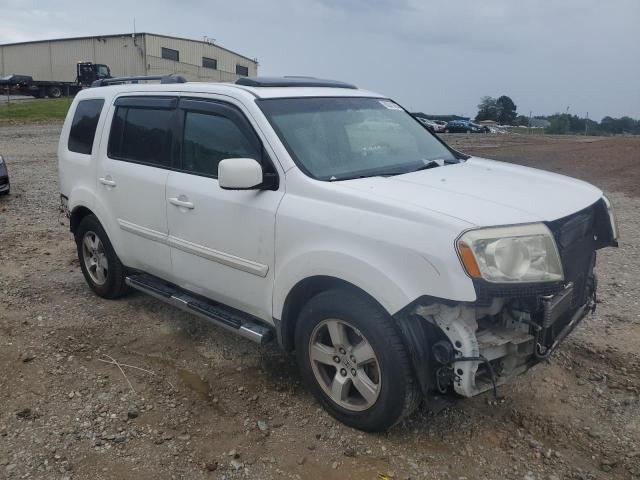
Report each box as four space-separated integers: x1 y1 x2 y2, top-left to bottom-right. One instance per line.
274 249 440 319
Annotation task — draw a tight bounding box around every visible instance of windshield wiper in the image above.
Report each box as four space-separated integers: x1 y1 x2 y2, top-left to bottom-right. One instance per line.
328 159 453 181
411 160 441 172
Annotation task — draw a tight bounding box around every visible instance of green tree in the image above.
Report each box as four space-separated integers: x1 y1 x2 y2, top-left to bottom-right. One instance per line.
475 96 497 122
496 95 517 125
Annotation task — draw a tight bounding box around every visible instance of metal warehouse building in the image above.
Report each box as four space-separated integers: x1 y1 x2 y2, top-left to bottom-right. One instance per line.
0 32 258 83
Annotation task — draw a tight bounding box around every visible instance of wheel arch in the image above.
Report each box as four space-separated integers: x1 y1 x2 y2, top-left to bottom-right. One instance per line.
277 276 385 352
70 205 94 234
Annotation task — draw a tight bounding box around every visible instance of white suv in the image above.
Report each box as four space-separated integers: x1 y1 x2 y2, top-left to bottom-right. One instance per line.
58 75 618 432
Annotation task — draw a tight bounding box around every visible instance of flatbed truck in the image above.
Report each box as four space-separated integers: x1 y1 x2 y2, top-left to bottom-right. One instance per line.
0 62 111 98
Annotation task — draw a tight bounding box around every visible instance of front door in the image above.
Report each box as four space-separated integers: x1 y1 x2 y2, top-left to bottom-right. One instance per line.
95 95 177 278
166 98 283 322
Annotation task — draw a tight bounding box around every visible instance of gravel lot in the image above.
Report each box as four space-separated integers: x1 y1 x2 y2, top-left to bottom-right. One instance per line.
1 124 639 480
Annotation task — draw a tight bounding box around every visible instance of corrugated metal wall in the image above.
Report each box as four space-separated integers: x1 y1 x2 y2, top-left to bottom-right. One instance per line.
1 42 57 80
0 33 256 83
90 35 146 78
144 34 257 82
0 35 145 82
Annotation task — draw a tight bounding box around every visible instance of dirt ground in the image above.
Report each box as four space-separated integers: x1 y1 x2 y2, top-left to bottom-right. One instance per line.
1 125 639 480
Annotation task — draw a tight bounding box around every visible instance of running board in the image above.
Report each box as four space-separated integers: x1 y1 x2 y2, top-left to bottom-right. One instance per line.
125 274 273 345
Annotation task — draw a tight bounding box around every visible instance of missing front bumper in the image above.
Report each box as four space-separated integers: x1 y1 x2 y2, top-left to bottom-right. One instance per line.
416 293 592 398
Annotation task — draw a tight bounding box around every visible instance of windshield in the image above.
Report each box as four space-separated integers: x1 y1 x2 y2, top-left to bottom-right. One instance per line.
258 97 458 180
97 65 110 77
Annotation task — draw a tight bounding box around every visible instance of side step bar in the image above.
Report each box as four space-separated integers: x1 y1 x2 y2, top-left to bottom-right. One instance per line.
125 274 273 345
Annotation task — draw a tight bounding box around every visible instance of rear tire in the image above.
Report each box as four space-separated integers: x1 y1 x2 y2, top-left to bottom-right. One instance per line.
295 289 419 432
75 215 129 299
47 86 62 98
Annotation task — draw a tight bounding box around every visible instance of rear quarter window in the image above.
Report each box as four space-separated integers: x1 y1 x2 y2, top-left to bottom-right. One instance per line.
67 99 105 154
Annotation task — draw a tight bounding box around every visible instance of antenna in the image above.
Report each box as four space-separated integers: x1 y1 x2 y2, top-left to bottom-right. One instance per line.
132 18 137 45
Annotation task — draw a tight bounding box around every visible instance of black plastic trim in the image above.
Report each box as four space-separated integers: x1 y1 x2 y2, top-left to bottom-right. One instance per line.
236 76 357 89
114 96 178 109
173 97 280 190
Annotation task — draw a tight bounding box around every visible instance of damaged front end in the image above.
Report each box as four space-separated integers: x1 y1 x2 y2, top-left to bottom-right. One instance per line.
414 283 596 397
396 198 616 399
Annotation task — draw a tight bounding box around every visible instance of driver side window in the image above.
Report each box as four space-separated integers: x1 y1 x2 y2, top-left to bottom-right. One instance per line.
182 111 260 178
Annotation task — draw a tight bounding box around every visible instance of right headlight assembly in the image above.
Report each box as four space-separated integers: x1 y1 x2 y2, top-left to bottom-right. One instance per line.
456 223 564 284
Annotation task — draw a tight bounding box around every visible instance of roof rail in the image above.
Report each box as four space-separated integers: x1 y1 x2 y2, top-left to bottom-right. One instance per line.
235 76 357 89
91 74 187 87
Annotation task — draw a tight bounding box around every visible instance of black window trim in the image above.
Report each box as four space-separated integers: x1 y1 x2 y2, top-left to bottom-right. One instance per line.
172 97 279 189
67 98 106 155
105 95 280 190
161 47 179 62
106 95 180 169
235 64 249 76
202 56 218 70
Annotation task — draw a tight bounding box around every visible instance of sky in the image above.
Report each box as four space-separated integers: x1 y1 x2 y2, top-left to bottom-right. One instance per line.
1 0 638 121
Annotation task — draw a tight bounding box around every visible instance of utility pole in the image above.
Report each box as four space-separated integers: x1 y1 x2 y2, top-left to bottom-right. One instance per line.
585 112 589 136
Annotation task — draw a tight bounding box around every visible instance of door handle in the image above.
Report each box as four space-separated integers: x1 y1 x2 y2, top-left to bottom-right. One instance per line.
99 177 116 187
169 197 195 209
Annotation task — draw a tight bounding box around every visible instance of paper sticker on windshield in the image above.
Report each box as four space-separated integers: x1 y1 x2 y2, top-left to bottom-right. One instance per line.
379 100 403 111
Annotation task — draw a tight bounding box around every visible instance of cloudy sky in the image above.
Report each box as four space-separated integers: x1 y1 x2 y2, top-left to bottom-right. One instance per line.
1 0 638 120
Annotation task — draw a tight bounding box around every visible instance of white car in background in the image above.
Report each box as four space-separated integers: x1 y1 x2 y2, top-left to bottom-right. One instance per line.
58 75 618 432
416 117 446 133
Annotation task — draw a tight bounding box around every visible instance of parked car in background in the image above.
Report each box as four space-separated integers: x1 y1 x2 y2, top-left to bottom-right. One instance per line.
58 75 618 432
417 118 447 133
431 120 447 132
0 155 10 195
415 117 436 132
488 125 508 134
445 120 488 133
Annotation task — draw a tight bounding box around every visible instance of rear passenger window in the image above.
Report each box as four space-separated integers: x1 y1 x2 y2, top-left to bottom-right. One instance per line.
68 99 105 154
108 106 173 167
182 111 260 177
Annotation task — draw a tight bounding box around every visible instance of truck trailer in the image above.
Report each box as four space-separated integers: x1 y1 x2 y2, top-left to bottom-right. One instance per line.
0 62 111 98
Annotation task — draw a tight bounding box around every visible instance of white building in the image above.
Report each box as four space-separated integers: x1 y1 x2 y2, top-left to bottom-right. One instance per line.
0 32 258 83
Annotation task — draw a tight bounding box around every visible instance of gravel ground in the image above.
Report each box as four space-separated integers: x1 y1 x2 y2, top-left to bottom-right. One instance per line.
1 124 639 480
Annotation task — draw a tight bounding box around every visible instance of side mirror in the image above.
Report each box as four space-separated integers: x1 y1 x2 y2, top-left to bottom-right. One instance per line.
218 158 264 190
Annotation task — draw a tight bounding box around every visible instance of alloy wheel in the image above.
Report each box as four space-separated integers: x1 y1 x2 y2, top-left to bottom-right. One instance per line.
82 231 108 285
308 318 381 411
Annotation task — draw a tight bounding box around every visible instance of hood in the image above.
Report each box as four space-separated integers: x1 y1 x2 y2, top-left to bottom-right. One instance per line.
338 157 603 227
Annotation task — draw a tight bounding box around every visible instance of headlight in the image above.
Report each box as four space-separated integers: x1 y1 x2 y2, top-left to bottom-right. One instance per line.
457 223 564 283
602 195 619 242
0 155 4 165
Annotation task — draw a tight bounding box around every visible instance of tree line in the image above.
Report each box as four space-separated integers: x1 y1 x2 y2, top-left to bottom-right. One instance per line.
474 95 640 135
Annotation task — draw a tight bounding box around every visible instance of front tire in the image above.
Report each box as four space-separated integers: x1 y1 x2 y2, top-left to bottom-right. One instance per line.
75 215 129 299
295 289 419 432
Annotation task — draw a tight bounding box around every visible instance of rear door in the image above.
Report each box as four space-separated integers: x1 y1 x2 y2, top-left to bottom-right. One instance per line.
95 95 177 278
166 98 283 321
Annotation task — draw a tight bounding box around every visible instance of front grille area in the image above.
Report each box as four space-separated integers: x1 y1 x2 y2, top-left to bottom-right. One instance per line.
473 199 610 307
473 280 563 306
547 202 600 307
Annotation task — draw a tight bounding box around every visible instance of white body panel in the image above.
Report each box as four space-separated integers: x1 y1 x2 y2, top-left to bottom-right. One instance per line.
93 101 173 278
58 81 606 326
166 171 283 321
